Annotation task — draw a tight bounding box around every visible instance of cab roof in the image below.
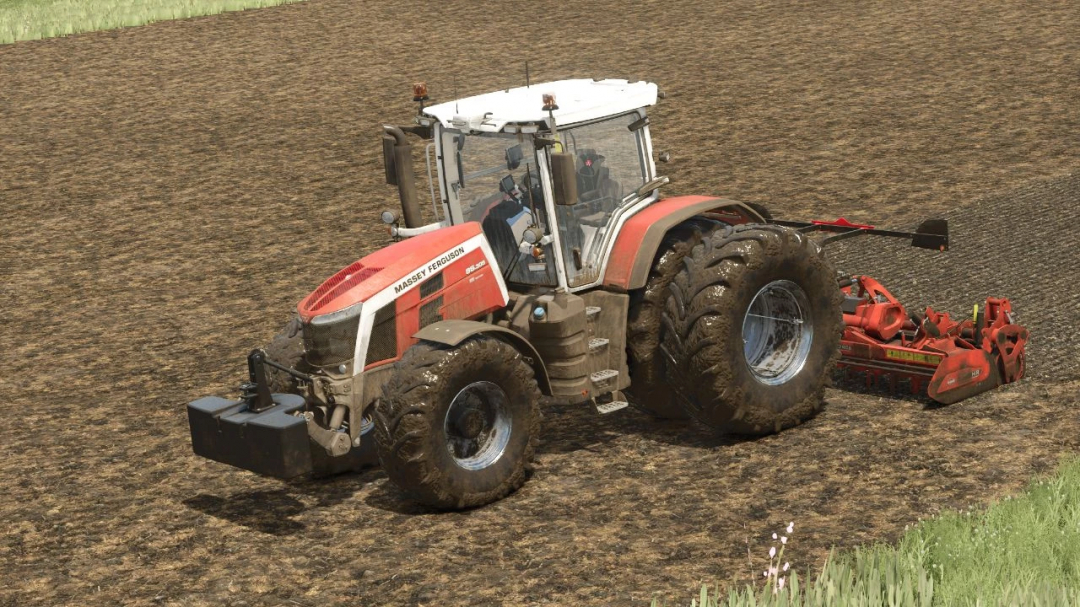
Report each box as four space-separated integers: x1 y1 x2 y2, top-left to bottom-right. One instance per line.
422 79 658 133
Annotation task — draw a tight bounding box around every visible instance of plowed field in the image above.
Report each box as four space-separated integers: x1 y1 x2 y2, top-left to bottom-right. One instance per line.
2 1 1079 605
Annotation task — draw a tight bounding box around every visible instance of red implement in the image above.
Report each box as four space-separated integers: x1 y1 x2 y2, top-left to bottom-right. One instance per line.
836 275 1028 404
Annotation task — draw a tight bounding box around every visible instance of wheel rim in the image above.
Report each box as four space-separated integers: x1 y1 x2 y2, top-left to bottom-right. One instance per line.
742 279 814 386
358 406 374 436
443 381 512 470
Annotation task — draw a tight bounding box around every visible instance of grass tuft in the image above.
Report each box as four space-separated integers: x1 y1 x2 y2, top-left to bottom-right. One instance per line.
0 0 307 44
661 454 1080 606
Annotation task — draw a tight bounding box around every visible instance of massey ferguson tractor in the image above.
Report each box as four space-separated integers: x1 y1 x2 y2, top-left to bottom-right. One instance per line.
188 79 1027 510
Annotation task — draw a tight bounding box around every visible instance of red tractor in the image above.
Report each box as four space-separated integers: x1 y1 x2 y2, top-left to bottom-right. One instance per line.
188 79 970 510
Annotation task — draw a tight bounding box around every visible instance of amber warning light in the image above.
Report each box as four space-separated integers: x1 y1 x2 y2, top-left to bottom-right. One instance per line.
413 82 429 101
542 93 558 111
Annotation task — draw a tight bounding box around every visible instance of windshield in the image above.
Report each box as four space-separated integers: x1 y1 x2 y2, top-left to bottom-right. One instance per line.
444 131 557 286
553 112 649 287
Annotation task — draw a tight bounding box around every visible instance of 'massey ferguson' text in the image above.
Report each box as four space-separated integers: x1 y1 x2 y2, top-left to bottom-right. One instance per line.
393 246 467 294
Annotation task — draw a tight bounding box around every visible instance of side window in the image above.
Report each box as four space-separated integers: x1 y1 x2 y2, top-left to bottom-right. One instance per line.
449 132 557 286
554 113 648 287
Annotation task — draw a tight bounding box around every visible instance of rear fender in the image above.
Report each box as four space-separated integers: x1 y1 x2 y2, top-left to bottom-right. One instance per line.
413 320 552 395
602 196 766 291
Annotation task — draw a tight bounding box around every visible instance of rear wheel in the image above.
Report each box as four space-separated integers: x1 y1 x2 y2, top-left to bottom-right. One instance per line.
625 218 720 418
661 224 843 434
374 336 541 509
263 316 378 469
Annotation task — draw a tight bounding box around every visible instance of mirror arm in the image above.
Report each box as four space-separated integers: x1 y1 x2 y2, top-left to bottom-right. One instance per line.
633 175 670 199
398 124 432 139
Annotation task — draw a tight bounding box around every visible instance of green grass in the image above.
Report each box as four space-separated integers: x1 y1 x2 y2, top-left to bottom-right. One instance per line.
663 454 1080 606
0 0 305 44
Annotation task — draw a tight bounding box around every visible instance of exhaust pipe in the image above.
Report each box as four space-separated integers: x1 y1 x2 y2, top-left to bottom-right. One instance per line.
383 125 423 229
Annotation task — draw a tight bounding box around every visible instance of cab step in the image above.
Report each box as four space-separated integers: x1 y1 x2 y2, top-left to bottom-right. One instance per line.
593 389 629 414
595 399 629 414
590 369 619 389
588 337 610 353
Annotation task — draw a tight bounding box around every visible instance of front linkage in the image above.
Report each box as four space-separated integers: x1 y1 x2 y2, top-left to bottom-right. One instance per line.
188 349 358 479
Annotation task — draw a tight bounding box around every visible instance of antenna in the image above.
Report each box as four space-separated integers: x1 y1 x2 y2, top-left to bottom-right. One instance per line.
526 61 530 88
454 77 459 113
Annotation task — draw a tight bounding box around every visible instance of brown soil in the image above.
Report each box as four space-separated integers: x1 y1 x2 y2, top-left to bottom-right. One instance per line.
2 1 1079 605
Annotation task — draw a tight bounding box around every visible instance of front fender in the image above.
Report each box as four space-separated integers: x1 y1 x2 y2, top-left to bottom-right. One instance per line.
602 196 766 291
413 320 552 395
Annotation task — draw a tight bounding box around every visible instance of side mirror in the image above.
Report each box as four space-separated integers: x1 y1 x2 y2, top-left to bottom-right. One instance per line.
382 136 398 185
551 152 578 206
505 144 523 170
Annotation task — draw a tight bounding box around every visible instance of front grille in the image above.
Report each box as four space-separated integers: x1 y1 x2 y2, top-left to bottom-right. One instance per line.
419 272 444 298
367 302 397 364
302 317 360 367
420 296 443 329
304 263 382 314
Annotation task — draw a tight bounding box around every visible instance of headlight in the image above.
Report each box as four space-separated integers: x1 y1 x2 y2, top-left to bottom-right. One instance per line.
304 304 363 368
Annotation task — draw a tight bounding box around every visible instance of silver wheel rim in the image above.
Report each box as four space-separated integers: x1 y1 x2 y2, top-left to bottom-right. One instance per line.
443 381 512 470
358 407 374 436
742 280 814 386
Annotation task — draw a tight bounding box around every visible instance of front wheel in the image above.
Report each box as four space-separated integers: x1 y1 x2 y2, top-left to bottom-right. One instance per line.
374 336 541 510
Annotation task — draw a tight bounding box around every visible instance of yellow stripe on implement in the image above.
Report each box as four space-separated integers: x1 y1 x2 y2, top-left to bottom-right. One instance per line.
885 349 943 365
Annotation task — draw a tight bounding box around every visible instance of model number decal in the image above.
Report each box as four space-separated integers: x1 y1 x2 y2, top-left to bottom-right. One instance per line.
465 260 486 275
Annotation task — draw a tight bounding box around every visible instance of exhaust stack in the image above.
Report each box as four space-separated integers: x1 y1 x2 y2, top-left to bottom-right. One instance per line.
382 125 423 229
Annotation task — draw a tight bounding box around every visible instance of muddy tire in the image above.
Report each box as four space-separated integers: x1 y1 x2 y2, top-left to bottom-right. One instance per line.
745 201 773 221
625 217 720 418
263 316 378 469
661 224 843 434
263 316 306 394
374 336 541 510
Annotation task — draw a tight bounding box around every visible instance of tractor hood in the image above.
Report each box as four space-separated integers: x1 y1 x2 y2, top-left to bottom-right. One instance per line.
297 222 486 323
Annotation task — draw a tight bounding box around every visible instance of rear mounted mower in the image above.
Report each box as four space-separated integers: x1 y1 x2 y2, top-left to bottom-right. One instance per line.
186 78 1029 510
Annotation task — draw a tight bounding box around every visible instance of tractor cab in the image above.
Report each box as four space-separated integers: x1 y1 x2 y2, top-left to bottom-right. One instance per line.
382 79 664 290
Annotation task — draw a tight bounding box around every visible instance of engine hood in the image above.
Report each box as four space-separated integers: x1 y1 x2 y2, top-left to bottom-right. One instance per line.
297 222 484 323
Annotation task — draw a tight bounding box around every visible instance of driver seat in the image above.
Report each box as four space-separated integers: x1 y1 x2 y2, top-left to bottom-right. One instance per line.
575 149 621 205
